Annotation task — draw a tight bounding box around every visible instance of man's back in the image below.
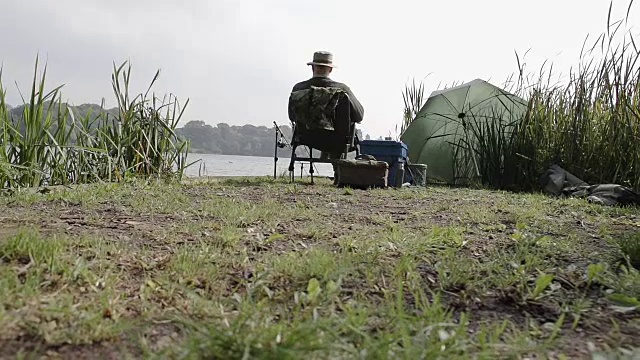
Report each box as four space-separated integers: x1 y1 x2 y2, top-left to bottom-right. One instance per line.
289 76 364 124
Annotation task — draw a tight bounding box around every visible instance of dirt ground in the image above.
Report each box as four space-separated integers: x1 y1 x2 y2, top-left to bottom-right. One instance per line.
0 177 639 359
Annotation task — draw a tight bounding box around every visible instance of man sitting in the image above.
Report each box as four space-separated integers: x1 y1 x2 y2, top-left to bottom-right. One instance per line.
287 51 365 160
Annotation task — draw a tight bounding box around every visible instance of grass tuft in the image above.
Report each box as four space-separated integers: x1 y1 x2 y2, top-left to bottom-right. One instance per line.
617 232 640 270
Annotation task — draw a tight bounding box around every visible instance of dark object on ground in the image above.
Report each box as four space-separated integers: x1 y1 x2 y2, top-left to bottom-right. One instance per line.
539 164 588 196
334 159 389 189
563 184 640 206
539 164 640 206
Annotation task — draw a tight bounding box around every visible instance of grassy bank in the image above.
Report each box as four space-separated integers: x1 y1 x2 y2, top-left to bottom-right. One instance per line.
0 177 638 358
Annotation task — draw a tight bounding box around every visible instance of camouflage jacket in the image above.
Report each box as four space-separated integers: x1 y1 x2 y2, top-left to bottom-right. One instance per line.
288 86 349 132
288 76 364 127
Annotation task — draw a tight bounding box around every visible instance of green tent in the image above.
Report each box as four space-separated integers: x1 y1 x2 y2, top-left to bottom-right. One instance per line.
400 79 527 185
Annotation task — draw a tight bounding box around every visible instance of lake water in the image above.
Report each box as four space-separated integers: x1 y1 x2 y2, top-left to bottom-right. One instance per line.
183 153 334 178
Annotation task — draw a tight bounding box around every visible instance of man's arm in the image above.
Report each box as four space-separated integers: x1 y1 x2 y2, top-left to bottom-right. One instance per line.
342 85 364 123
287 84 301 124
288 97 296 124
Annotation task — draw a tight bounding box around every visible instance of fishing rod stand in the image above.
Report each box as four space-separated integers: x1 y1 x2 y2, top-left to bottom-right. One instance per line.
273 121 290 179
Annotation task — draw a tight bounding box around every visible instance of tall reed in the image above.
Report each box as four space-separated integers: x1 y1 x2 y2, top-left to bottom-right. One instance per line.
446 0 639 191
399 78 426 138
102 62 191 182
450 104 525 189
506 1 640 190
0 56 192 190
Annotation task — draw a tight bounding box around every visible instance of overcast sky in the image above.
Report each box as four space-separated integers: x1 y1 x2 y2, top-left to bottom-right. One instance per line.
1 0 637 138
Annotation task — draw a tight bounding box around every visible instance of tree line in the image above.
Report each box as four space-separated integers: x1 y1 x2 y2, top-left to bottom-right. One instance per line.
3 103 372 158
176 120 370 157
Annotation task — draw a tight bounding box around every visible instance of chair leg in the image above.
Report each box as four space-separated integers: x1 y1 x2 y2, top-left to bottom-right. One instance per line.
288 145 298 184
310 160 315 185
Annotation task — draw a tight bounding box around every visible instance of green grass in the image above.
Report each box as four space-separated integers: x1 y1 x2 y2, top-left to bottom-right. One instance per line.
0 178 639 358
617 232 640 270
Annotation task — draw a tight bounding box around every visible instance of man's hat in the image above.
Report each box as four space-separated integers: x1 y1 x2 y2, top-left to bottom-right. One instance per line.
307 51 336 68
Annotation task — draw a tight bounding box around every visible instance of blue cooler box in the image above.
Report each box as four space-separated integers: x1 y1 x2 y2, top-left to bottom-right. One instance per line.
359 140 408 186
